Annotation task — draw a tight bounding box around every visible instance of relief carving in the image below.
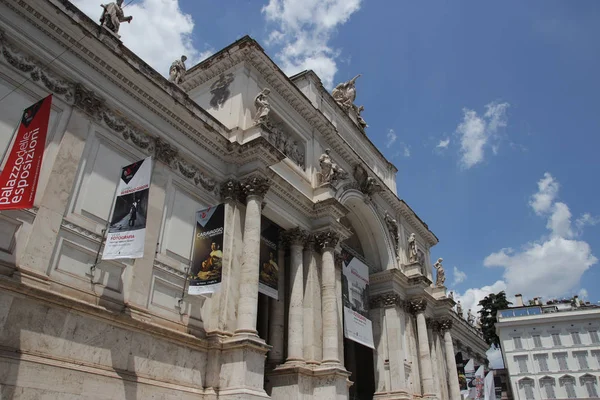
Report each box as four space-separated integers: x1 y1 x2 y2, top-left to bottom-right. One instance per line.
370 293 402 309
315 230 340 250
353 164 382 196
264 118 305 169
240 175 270 200
220 179 239 202
408 298 427 314
284 227 308 246
209 73 234 108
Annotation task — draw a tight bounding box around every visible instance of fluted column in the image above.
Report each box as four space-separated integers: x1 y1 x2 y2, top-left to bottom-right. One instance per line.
235 175 270 335
285 227 307 363
410 298 435 397
316 231 341 364
441 319 461 400
268 237 286 364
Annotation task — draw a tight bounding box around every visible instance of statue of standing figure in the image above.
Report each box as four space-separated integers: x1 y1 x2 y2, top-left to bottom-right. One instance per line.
456 300 463 317
332 74 361 111
169 55 187 85
434 257 445 287
100 0 133 38
253 88 271 124
318 149 346 184
408 233 418 263
467 309 475 325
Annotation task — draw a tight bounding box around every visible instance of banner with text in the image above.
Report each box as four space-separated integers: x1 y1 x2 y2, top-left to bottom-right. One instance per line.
189 204 225 295
341 248 375 349
0 95 52 210
102 157 152 260
259 216 281 299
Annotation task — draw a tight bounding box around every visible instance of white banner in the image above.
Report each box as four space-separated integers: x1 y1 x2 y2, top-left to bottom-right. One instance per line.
341 249 374 349
102 157 152 260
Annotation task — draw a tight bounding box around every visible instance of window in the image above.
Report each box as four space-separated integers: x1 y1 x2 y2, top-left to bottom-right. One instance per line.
574 351 589 370
533 335 543 348
560 376 577 399
589 330 600 344
552 333 562 346
540 377 556 400
581 375 599 398
553 353 569 371
571 332 582 345
519 379 535 400
514 336 523 350
592 350 600 367
515 355 529 373
535 354 549 372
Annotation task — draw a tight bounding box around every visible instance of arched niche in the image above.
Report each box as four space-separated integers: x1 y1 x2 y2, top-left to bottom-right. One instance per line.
338 190 393 273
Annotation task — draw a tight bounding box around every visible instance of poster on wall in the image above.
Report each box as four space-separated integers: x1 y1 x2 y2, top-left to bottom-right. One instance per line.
341 248 375 349
0 95 52 210
258 216 281 299
102 157 152 260
188 204 225 295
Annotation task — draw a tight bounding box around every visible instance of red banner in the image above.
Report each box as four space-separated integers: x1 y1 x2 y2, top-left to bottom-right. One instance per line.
0 95 52 210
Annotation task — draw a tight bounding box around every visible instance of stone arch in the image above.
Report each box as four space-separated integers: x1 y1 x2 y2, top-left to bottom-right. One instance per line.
337 189 395 273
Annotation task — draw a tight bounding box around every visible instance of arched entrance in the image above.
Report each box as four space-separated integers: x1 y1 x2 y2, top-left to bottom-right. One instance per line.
338 191 394 400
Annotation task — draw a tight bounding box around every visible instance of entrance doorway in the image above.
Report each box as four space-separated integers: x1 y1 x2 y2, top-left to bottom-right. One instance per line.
344 337 375 400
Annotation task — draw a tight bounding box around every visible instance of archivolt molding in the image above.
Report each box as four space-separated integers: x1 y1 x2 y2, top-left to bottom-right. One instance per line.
0 28 219 196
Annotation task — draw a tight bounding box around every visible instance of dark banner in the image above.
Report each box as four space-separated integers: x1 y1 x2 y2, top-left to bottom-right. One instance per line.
102 157 152 260
259 216 281 299
188 204 225 295
0 95 52 210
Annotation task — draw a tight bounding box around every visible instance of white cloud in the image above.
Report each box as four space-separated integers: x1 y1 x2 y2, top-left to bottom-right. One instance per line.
454 280 508 319
529 172 559 215
456 102 509 169
579 288 589 300
576 213 600 231
436 138 450 149
386 129 397 148
547 202 573 238
262 0 362 89
402 143 411 157
72 0 208 77
452 266 467 286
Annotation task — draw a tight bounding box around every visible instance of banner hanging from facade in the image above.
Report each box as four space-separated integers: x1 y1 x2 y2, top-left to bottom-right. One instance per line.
258 216 281 299
102 157 152 260
188 204 225 295
341 248 375 349
0 95 52 210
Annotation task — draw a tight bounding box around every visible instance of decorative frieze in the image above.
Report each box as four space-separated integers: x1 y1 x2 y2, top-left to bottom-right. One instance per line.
240 175 270 201
263 117 305 169
315 230 340 250
370 293 403 309
407 298 427 314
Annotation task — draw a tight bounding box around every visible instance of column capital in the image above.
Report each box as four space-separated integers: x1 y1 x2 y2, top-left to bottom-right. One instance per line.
304 233 316 251
315 230 340 251
240 174 270 201
407 298 427 314
438 318 453 332
370 292 403 309
284 227 308 247
220 179 240 202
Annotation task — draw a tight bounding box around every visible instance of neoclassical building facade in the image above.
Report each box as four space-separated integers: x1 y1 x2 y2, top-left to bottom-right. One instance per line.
0 0 488 399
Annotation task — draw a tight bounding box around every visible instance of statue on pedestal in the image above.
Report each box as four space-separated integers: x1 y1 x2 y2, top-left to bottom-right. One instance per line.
168 55 187 85
253 88 271 124
100 0 132 38
332 74 361 111
467 309 475 325
357 105 368 129
318 149 347 185
408 233 418 263
434 257 445 287
456 300 463 317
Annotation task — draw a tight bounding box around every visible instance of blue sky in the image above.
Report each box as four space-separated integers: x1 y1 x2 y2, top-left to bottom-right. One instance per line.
73 0 600 313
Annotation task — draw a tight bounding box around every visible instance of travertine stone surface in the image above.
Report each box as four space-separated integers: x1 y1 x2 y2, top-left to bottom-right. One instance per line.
441 322 462 400
268 245 286 364
319 237 339 364
285 228 306 363
303 236 322 364
411 300 436 398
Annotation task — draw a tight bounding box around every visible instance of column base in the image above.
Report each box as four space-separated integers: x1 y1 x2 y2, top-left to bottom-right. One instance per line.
373 390 412 400
268 363 351 400
218 334 271 399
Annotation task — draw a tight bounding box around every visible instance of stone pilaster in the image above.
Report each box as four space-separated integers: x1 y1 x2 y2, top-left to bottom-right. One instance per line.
315 230 340 364
409 298 436 399
303 234 322 364
440 319 461 400
268 236 286 365
284 227 307 363
235 174 270 335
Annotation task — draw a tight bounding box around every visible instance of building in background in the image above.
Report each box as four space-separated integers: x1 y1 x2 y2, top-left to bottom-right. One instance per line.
496 295 600 400
0 0 487 398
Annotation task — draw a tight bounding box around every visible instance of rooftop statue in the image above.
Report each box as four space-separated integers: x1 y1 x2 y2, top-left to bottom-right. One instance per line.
407 233 418 263
332 74 361 111
456 300 463 317
169 55 187 85
467 309 475 325
253 88 271 124
100 0 132 38
434 257 445 287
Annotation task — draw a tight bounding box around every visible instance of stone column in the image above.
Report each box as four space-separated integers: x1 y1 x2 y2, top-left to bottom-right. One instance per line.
268 238 286 365
285 227 307 363
303 234 322 364
235 175 270 336
409 298 435 398
441 319 461 400
316 230 341 364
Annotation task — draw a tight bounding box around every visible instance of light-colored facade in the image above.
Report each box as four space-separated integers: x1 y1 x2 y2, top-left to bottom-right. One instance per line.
0 1 487 399
496 300 600 400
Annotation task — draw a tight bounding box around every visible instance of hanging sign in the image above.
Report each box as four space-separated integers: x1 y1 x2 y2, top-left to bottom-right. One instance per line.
258 216 281 299
102 157 152 260
188 204 225 295
0 95 52 210
341 248 375 349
